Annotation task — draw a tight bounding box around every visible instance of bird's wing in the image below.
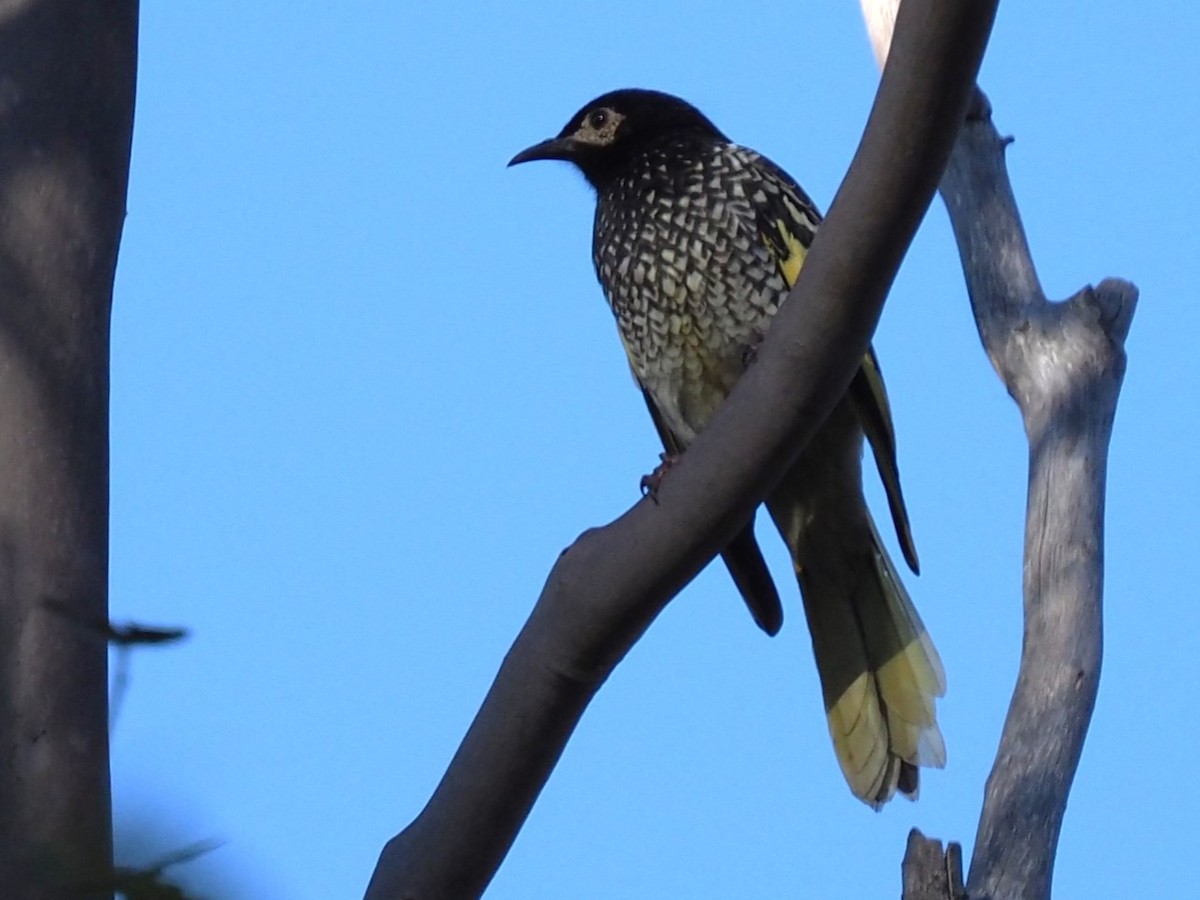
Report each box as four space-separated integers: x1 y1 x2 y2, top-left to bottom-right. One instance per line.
746 151 820 286
749 154 920 574
846 349 920 573
637 381 784 636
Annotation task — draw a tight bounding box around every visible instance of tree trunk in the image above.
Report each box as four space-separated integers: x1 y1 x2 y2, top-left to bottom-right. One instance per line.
0 2 138 896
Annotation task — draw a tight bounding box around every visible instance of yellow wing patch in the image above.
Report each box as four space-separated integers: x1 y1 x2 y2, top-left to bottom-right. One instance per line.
772 218 808 287
760 200 816 289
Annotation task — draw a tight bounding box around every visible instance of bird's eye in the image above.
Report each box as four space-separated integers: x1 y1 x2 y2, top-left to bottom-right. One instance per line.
589 109 609 129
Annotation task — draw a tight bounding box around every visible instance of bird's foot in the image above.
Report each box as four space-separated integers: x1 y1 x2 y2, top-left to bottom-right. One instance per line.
639 452 680 502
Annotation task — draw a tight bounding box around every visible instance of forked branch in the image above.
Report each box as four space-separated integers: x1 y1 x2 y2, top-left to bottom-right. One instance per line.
860 3 1138 898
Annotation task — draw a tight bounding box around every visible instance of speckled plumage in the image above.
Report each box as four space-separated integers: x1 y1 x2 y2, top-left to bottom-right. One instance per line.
593 140 816 443
510 89 945 808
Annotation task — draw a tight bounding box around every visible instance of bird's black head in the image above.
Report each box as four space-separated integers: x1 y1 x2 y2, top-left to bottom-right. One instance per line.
508 89 727 191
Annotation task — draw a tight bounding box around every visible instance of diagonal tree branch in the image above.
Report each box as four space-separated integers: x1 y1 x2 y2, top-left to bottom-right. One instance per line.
366 1 999 896
860 3 1138 898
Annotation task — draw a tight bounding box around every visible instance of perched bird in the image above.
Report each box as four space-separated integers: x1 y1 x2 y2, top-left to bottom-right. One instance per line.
509 89 945 808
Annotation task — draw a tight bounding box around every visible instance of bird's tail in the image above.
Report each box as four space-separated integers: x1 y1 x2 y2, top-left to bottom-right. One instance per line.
768 494 946 808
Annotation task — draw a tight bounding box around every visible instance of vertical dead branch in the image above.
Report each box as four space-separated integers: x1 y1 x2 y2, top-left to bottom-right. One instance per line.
860 3 1138 899
945 93 1135 900
366 1 998 896
0 2 138 896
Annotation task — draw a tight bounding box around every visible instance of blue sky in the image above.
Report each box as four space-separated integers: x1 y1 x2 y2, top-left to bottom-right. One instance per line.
109 2 1197 897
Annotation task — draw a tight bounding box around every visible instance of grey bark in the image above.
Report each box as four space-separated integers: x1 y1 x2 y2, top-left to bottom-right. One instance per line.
950 90 1135 900
365 1 998 897
0 2 138 897
902 830 966 900
860 5 1137 899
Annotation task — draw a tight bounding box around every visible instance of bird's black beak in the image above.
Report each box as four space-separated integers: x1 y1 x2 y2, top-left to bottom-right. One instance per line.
507 137 578 167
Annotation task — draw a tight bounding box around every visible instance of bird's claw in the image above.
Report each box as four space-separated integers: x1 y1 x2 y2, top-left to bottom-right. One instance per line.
640 452 680 502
